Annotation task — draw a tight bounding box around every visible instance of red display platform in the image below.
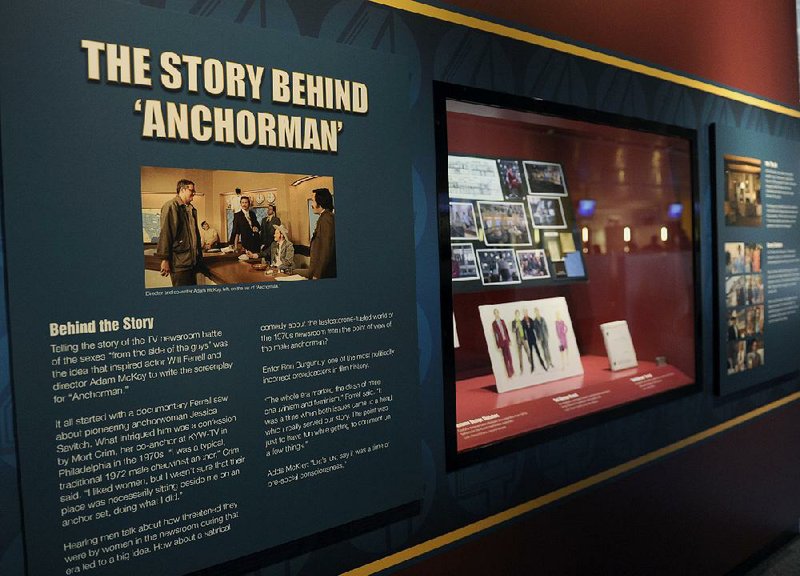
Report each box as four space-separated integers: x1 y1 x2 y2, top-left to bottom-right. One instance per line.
456 356 691 452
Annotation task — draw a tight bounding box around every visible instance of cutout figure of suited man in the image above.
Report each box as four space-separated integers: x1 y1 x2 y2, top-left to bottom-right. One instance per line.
492 309 514 378
521 308 547 372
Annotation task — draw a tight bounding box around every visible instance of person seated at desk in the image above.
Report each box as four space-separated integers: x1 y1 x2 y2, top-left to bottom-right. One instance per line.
268 224 294 274
200 221 220 250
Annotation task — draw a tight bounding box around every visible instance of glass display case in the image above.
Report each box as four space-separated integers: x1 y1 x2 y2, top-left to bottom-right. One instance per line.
435 84 700 465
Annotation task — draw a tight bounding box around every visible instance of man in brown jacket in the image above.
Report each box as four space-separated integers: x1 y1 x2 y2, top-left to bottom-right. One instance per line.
156 179 204 286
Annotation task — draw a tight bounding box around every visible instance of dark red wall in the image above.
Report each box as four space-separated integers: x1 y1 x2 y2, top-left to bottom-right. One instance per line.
442 0 800 106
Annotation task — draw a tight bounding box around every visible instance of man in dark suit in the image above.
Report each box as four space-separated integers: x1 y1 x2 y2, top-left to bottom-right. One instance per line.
156 179 204 286
306 188 336 279
231 195 261 255
259 204 281 261
532 307 554 369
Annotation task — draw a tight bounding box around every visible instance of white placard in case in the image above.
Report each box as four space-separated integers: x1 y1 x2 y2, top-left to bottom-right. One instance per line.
600 320 638 371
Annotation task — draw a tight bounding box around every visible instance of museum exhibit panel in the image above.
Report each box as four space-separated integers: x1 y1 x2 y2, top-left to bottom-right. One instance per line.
0 2 422 575
437 85 699 460
711 124 800 396
2 1 800 576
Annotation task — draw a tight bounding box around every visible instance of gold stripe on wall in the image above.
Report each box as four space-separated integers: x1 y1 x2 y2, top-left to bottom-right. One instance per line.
343 390 800 576
368 0 800 119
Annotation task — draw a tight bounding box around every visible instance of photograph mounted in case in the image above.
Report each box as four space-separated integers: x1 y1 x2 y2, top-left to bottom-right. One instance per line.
478 201 532 246
451 243 479 281
528 195 567 229
516 249 550 280
449 202 479 240
523 160 568 196
476 249 521 286
497 160 527 201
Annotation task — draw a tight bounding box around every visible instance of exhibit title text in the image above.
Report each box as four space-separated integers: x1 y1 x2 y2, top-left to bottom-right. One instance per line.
81 40 371 153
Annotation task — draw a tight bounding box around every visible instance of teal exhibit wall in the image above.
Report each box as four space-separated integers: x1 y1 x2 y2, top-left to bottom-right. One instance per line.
1 1 799 575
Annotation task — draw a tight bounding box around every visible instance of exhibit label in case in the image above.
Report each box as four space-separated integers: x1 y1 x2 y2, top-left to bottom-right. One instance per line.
600 320 638 371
